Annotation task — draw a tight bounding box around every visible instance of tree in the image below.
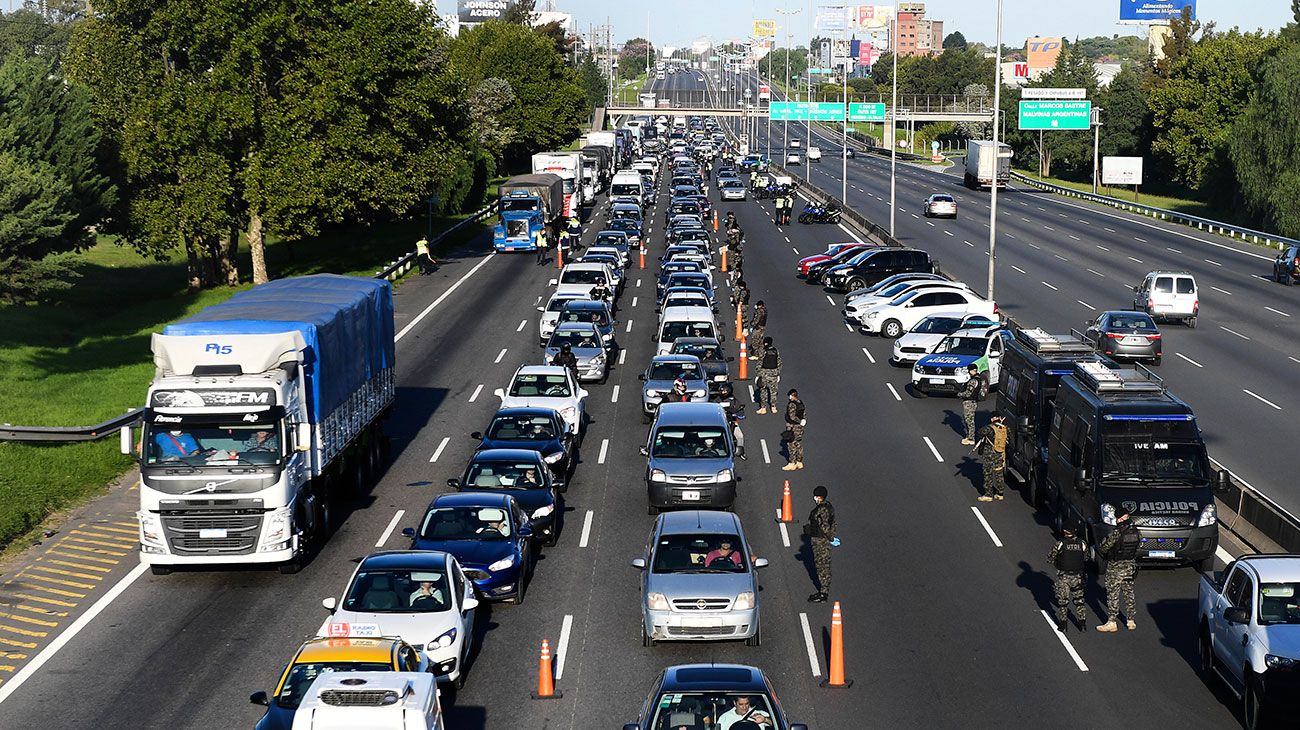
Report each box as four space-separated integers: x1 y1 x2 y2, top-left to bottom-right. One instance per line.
847 77 877 100
1284 0 1300 43
1230 45 1300 236
1030 42 1100 178
577 53 608 111
943 31 968 51
765 47 809 90
499 0 537 25
618 37 655 79
1099 65 1150 159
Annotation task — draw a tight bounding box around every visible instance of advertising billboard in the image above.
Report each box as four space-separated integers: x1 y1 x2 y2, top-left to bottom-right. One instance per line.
457 0 518 25
1025 36 1063 69
1102 157 1144 185
854 5 895 30
815 6 849 31
753 19 777 38
1119 0 1196 22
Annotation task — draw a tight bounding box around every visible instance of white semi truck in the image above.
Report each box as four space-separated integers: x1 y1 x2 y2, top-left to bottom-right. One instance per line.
531 151 587 218
964 140 1012 190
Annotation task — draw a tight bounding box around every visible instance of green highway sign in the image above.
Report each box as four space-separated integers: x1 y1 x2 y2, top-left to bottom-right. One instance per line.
768 101 845 121
848 103 886 122
1018 100 1091 130
807 67 834 74
845 127 856 133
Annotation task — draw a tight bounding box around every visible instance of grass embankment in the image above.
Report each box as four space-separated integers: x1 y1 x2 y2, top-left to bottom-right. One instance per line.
0 207 493 551
614 73 650 106
1013 168 1217 218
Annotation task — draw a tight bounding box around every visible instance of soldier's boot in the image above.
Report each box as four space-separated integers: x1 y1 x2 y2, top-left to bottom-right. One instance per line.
1055 618 1067 633
993 494 1005 501
795 462 804 469
1096 620 1119 633
1074 615 1087 632
755 408 768 414
807 592 827 603
961 438 975 445
976 495 993 502
1126 619 1137 631
782 462 798 471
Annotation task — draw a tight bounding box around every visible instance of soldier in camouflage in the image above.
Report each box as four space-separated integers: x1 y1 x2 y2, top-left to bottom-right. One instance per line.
974 414 1008 501
804 485 836 603
747 301 768 361
782 389 806 471
1097 506 1141 632
1048 524 1088 632
754 337 781 414
957 364 981 445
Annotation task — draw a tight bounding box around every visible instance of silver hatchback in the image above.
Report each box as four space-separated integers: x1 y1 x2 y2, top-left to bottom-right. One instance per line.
631 510 767 645
545 322 610 383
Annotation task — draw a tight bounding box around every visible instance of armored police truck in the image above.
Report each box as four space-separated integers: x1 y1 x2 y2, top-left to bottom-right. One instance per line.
995 328 1108 509
1043 361 1229 572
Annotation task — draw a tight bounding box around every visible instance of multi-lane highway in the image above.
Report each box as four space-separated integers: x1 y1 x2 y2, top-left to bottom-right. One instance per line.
0 65 1264 729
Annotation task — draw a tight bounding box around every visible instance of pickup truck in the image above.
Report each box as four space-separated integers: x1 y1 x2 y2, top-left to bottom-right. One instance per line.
1198 554 1300 729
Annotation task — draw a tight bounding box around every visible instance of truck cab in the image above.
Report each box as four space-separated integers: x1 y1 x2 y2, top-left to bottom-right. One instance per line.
1043 361 1228 571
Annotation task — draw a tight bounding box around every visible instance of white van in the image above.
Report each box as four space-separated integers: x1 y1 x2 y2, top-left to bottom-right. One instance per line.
1133 270 1198 327
290 672 443 730
656 306 720 356
610 171 646 206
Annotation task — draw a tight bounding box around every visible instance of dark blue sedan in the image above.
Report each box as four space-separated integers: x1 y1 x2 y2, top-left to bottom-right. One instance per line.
471 408 576 490
405 492 535 604
450 449 560 546
624 664 808 730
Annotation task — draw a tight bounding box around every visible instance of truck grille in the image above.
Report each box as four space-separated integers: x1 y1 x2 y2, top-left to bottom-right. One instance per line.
1140 536 1187 550
319 689 401 707
163 513 261 555
918 365 955 375
673 597 732 611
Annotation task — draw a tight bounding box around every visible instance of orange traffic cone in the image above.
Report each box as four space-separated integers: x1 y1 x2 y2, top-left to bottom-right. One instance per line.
639 246 646 269
721 247 728 272
738 338 748 380
531 638 563 699
556 243 564 269
820 602 853 689
713 210 719 231
778 480 793 523
734 306 743 340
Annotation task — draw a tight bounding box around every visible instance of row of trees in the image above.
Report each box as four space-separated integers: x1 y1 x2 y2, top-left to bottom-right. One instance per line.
0 0 601 299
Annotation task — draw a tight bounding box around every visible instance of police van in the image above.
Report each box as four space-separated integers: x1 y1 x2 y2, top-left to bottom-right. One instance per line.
1042 361 1229 571
995 328 1108 506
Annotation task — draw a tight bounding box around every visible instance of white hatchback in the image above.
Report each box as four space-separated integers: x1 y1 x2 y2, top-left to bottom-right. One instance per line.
860 289 997 338
495 365 589 440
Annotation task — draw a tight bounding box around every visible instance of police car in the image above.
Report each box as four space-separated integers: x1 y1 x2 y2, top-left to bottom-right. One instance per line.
910 324 1007 396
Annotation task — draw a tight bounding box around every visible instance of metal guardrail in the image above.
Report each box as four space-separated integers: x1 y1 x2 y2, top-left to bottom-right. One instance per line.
1010 172 1300 252
1 202 500 443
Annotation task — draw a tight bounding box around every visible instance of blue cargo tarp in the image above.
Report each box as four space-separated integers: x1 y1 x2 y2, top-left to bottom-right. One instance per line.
164 274 395 423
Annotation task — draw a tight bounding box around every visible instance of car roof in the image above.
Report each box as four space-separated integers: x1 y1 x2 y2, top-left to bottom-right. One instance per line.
660 306 715 320
360 550 448 571
651 354 703 365
657 510 741 535
563 299 610 311
948 325 1002 338
1145 270 1194 277
491 406 559 419
661 663 767 692
553 322 600 334
654 401 727 425
515 365 569 377
1238 555 1300 583
293 636 402 664
595 229 628 237
671 336 721 347
471 448 546 462
429 492 514 510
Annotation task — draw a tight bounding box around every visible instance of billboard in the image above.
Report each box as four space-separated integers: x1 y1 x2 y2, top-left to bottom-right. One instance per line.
858 42 881 68
815 6 849 31
1119 0 1196 22
1025 37 1063 69
753 19 777 38
1102 157 1144 185
691 40 712 55
854 5 895 30
457 0 518 25
1019 100 1092 130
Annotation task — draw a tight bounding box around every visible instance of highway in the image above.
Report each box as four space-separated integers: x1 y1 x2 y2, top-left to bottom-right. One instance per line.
0 66 1257 729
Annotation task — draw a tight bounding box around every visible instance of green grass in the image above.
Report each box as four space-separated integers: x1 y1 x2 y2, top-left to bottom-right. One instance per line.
614 73 649 106
1013 168 1217 218
0 208 491 549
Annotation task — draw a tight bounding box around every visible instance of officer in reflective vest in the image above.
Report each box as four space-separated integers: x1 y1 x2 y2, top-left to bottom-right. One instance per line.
1049 524 1088 632
1097 506 1141 633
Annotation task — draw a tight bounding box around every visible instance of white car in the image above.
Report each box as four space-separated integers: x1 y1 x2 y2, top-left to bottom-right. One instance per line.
923 194 958 218
551 262 618 299
786 153 802 165
719 179 747 200
586 244 629 270
845 282 973 325
859 289 997 338
318 551 478 688
807 147 822 162
495 365 589 440
891 312 1003 366
909 324 1007 396
538 291 589 345
790 139 802 149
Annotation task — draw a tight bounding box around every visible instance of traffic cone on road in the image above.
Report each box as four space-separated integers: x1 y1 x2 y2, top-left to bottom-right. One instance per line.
820 602 853 689
738 338 748 380
639 246 645 269
734 306 743 340
531 638 563 699
778 480 793 523
713 210 719 231
721 247 728 272
556 244 564 269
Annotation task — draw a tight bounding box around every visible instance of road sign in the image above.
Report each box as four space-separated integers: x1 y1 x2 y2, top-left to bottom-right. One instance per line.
1021 87 1086 100
1013 62 1029 79
808 67 835 75
847 102 886 122
753 19 777 38
709 55 720 62
1018 100 1092 130
1102 156 1144 185
769 101 845 121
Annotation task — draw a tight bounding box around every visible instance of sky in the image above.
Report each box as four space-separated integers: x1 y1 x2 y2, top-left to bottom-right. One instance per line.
437 0 1294 50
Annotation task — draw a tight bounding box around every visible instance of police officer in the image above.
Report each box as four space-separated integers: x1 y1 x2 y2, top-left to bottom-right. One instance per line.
550 342 578 376
957 363 981 445
804 485 837 603
1097 506 1141 633
754 337 781 414
590 277 611 304
975 413 1008 501
782 388 806 471
730 277 750 310
415 237 437 275
747 301 768 361
1049 524 1088 632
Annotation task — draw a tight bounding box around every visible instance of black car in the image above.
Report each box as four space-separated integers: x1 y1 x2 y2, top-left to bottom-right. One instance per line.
607 218 643 249
472 408 577 488
450 449 560 546
804 245 876 285
1081 311 1162 365
824 248 938 292
669 337 733 396
622 664 807 730
1273 244 1300 285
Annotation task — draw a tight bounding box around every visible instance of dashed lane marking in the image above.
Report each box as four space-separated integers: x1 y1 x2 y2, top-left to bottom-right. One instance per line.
1041 282 1059 291
825 295 835 306
631 296 638 308
1096 245 1110 252
922 436 943 462
886 383 901 401
1039 610 1089 671
517 319 527 332
1243 389 1282 410
1077 300 1096 311
468 384 483 403
579 510 594 548
1068 235 1081 241
618 350 626 365
861 347 875 364
1134 237 1147 243
970 506 1003 548
494 348 507 364
626 319 634 333
375 510 405 547
597 439 609 464
1127 256 1143 263
611 385 620 403
1219 326 1250 340
778 520 790 548
1211 286 1232 296
1175 353 1203 368
1012 265 1027 274
429 437 450 463
1265 306 1291 317
1167 247 1182 254
760 439 771 464
555 615 574 680
1087 269 1105 278
799 613 822 678
1205 259 1222 267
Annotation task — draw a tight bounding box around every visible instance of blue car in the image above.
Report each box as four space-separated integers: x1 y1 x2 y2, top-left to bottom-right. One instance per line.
405 493 535 604
450 449 560 547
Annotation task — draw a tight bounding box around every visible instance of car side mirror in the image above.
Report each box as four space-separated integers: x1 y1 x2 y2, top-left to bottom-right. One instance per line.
579 389 590 398
536 306 544 312
518 525 533 538
402 527 415 538
493 388 505 399
447 478 462 489
322 597 337 613
1223 607 1250 625
1216 469 1232 494
753 557 769 569
639 446 649 456
250 691 270 707
1074 468 1089 492
631 557 647 569
470 431 482 440
638 373 647 381
462 596 480 613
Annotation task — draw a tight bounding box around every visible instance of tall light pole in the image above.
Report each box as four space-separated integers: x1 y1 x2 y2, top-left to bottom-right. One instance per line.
889 10 898 236
840 18 848 204
986 0 1004 301
777 7 800 155
1091 107 1104 194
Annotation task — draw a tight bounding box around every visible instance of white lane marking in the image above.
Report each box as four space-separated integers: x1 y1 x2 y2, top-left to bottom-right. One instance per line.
1167 247 1183 254
1043 225 1056 232
1039 610 1090 672
626 319 634 333
1078 219 1091 225
1028 242 1041 250
1007 234 1017 239
1068 235 1081 241
429 437 450 463
1217 545 1236 565
517 319 527 332
836 222 864 243
1077 300 1096 311
1103 227 1117 233
844 322 853 332
1220 326 1250 340
861 347 875 364
926 221 935 227
636 278 642 288
970 506 1004 548
1041 281 1059 291
1134 237 1147 243
886 383 902 401
1037 206 1047 212
1096 245 1110 252
579 510 594 548
1021 217 1033 223
1175 352 1203 368
944 230 954 237
922 436 943 462
618 349 627 365
376 510 406 547
494 348 507 364
598 438 609 464
1012 265 1027 274
793 247 802 255
799 613 822 678
1265 306 1291 317
785 236 792 243
911 213 919 219
1243 389 1282 410
396 252 497 341
1290 356 1300 365
631 296 638 308
611 385 620 403
748 383 756 403
0 561 148 705
760 439 771 464
779 521 791 548
1054 254 1069 261
825 295 836 306
555 615 574 680
468 384 484 403
1205 258 1222 267
964 240 974 247
1127 256 1144 263
1087 268 1105 278
1211 286 1232 296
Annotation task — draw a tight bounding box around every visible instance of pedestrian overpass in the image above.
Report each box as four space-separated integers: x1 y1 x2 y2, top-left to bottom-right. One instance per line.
603 105 993 123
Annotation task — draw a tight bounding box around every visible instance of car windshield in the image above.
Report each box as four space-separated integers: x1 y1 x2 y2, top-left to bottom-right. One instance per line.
146 423 282 465
509 374 571 398
913 316 964 334
1107 314 1157 331
673 343 723 362
611 184 641 197
609 219 639 233
419 506 512 541
612 210 641 222
487 414 556 440
651 691 774 729
935 336 988 356
549 329 600 348
276 661 394 709
560 309 608 326
583 255 619 269
464 460 547 490
546 296 583 313
342 569 450 614
672 275 710 290
596 234 627 247
931 195 954 203
665 295 707 308
722 180 743 188
560 269 606 285
877 281 918 298
1258 583 1300 625
651 427 730 458
649 361 701 380
1100 420 1210 486
651 533 748 573
661 321 715 342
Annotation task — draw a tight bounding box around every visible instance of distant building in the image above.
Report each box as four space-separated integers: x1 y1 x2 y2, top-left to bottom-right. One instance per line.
895 2 944 58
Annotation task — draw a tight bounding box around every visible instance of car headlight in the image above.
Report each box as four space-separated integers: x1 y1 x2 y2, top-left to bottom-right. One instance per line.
1197 502 1217 527
430 628 457 649
733 592 755 610
913 363 924 373
650 469 667 482
716 469 732 482
543 451 565 465
531 504 555 520
559 406 577 421
1266 654 1298 670
262 505 292 545
713 374 726 382
866 311 880 320
137 511 165 547
1101 503 1117 526
591 352 606 364
488 555 517 572
647 592 671 610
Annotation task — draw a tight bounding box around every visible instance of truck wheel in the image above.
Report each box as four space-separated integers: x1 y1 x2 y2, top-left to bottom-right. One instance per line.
1198 626 1214 676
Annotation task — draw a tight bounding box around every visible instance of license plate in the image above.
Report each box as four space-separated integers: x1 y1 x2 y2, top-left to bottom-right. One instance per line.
199 528 227 539
1148 550 1176 559
682 616 723 627
1123 337 1145 345
681 491 701 501
929 378 946 385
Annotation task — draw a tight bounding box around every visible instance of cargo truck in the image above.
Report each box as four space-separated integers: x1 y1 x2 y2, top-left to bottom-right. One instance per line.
128 275 395 574
964 140 1012 190
493 173 564 252
579 145 612 189
638 93 656 109
531 152 586 218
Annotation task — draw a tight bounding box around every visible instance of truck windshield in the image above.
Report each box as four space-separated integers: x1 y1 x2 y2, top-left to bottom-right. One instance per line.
500 198 538 212
1101 419 1209 485
1258 583 1300 625
652 533 747 573
611 184 641 197
146 423 281 466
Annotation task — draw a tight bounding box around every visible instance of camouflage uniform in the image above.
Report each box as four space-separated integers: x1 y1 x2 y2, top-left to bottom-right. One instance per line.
975 422 1007 497
806 500 836 593
1100 522 1140 621
957 375 980 441
785 396 806 466
1048 534 1088 625
748 304 767 359
756 346 782 412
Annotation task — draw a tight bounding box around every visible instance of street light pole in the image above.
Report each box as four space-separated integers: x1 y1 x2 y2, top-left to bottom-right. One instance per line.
986 0 1004 301
1091 107 1104 194
889 11 897 236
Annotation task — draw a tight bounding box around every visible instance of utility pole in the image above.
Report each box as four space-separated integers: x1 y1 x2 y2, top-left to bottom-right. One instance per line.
889 11 897 236
778 6 800 155
840 24 848 205
1091 107 1104 194
986 0 1004 301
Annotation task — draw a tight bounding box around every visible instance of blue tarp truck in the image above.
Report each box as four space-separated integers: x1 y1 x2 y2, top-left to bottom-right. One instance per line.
128 274 395 574
493 173 565 252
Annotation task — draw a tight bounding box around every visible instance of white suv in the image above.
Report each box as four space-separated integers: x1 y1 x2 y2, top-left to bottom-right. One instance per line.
860 289 997 338
1133 270 1198 327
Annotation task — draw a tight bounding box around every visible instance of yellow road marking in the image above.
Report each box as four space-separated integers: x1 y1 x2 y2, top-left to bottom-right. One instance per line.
43 559 112 574
90 525 136 537
0 652 28 660
70 530 136 547
0 637 38 649
11 577 88 597
0 623 47 638
23 568 97 588
0 611 57 628
11 592 78 608
47 550 119 566
111 521 139 529
0 666 15 672
61 539 129 556
14 604 69 619
29 565 103 582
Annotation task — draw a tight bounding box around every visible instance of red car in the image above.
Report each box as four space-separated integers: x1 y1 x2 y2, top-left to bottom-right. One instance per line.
797 243 869 278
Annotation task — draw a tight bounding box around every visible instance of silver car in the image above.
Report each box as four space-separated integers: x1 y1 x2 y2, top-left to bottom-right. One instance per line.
632 510 766 645
544 322 609 383
537 292 588 345
923 194 958 218
639 354 709 423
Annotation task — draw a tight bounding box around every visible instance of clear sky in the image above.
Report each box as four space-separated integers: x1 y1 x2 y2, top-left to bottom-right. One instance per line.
437 0 1293 50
